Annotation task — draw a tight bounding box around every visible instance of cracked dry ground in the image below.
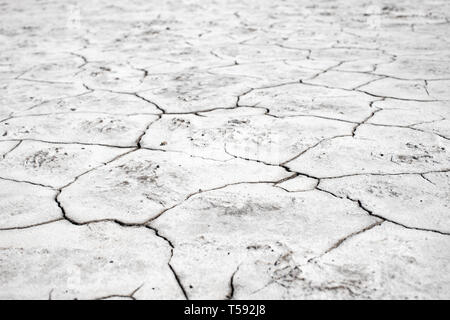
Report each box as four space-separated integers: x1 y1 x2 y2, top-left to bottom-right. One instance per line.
0 0 449 300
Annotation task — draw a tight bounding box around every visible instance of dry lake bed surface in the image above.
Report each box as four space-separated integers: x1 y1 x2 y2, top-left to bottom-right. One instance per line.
0 0 449 300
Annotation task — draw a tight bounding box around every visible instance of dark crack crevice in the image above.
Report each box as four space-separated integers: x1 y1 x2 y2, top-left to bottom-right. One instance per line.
68 52 89 70
351 105 383 137
307 220 384 264
136 115 162 148
146 225 189 300
0 218 64 231
95 283 144 300
3 110 161 122
134 93 166 114
0 175 55 189
0 138 136 149
318 169 450 180
225 264 241 300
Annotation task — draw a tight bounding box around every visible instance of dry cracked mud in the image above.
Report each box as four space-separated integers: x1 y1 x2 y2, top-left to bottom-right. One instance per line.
0 0 449 300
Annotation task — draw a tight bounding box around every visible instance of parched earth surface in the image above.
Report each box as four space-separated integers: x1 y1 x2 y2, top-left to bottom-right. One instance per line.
0 0 449 300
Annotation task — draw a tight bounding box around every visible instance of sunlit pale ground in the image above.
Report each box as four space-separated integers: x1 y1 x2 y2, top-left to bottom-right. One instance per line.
0 0 449 299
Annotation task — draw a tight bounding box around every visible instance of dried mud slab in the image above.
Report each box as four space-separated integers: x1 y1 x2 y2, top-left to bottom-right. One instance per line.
0 113 158 147
17 53 84 83
287 124 449 177
307 70 382 90
209 61 317 86
427 80 450 100
0 141 19 156
0 179 60 229
142 109 353 164
212 44 310 64
239 83 375 122
13 90 162 116
150 184 378 299
138 72 251 113
59 149 290 224
235 223 450 299
413 119 450 140
358 78 434 101
368 100 449 127
0 80 87 115
319 172 450 233
375 57 450 80
75 62 145 92
0 140 132 188
0 221 184 299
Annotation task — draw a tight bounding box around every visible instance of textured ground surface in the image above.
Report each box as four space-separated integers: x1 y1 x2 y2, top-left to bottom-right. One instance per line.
0 0 449 300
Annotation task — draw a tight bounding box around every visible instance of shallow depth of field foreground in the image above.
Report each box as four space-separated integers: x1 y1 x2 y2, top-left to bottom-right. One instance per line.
0 0 449 300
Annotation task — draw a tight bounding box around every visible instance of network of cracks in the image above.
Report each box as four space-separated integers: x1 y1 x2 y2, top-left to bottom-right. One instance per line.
0 0 449 300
